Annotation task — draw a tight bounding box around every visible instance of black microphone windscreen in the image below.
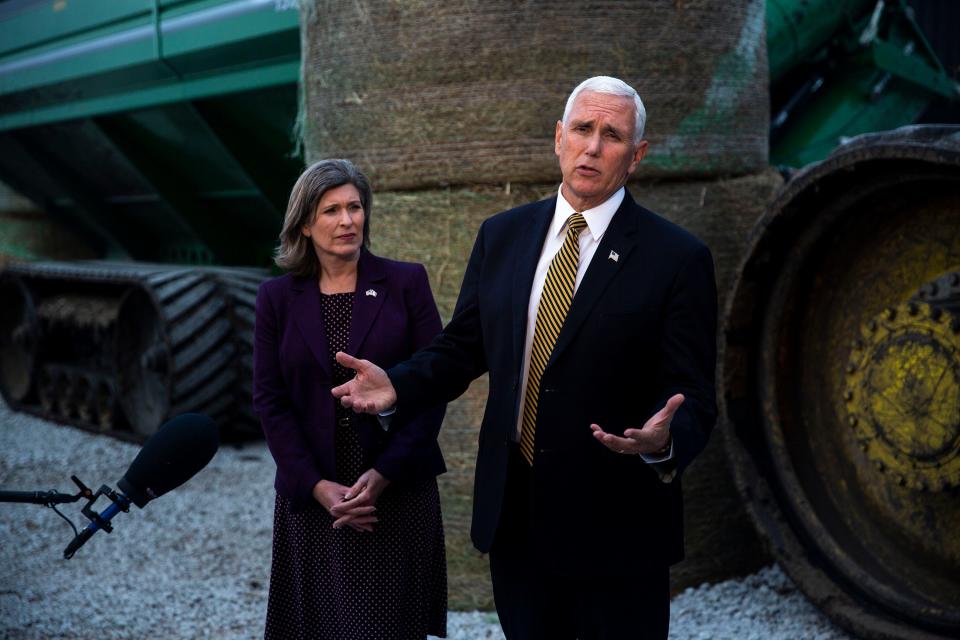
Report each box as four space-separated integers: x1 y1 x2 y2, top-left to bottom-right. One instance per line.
117 413 219 508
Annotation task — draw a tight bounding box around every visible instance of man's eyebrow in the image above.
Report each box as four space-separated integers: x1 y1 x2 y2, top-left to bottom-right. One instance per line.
602 122 626 137
568 118 626 137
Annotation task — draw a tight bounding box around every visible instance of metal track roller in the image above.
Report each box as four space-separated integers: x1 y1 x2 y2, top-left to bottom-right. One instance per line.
0 275 37 405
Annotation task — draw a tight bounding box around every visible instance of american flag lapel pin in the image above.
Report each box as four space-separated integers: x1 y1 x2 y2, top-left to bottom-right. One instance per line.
608 250 619 263
365 288 377 297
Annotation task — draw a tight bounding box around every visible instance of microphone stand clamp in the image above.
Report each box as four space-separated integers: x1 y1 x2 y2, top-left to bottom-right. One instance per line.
78 483 130 534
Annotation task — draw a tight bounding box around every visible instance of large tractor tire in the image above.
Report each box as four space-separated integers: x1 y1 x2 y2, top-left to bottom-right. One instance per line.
0 261 266 441
723 125 960 639
115 269 236 438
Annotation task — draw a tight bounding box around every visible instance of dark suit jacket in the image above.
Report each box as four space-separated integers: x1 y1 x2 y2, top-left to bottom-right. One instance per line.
253 249 446 510
389 190 717 576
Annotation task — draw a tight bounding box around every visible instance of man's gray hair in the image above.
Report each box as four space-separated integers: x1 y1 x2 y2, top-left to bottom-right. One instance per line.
562 76 647 143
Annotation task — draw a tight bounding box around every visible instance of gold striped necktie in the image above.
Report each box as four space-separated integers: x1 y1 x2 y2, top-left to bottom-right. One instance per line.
519 212 588 465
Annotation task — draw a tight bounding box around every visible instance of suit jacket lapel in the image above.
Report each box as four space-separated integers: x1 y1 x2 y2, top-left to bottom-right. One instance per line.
348 249 387 356
512 197 556 376
291 275 332 377
547 191 640 368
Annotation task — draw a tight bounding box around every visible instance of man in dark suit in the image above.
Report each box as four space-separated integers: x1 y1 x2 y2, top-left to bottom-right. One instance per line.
333 76 717 639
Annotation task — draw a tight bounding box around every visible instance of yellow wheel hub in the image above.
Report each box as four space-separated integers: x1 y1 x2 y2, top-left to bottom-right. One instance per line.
846 302 960 491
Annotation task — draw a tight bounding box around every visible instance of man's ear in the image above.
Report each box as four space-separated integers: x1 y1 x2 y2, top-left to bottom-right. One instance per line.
629 140 649 173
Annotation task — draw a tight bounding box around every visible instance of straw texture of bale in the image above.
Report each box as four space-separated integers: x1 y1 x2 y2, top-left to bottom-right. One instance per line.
300 0 769 189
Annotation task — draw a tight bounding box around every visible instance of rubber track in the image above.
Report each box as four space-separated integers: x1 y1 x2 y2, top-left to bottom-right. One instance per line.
209 268 265 438
151 271 237 428
3 261 268 440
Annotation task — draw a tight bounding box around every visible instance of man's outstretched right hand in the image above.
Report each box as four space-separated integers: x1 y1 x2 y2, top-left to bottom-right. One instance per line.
331 351 398 414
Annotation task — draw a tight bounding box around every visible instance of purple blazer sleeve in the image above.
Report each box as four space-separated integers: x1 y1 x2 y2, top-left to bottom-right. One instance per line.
252 281 323 505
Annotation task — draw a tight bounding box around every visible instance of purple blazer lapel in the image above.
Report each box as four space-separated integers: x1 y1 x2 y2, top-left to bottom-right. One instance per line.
291 275 333 377
348 249 388 356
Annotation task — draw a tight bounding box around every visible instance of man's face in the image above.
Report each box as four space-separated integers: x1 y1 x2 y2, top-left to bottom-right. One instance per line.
554 91 648 211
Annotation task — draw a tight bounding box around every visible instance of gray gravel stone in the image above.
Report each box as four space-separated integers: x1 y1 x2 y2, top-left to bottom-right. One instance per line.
0 401 854 639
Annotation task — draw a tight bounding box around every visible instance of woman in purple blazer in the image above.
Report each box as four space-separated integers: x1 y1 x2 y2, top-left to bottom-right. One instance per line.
253 159 447 639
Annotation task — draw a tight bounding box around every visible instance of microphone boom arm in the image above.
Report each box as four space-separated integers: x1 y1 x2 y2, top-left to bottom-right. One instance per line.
0 475 94 506
0 489 82 505
1 413 218 559
0 475 132 558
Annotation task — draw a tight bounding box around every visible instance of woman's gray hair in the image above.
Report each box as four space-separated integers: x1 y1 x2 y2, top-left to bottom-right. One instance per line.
561 76 647 143
274 159 372 277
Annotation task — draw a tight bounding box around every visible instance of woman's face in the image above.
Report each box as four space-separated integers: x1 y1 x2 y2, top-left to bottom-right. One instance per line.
302 183 365 264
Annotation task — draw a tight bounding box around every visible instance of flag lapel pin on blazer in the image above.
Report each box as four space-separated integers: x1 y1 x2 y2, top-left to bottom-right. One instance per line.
608 250 619 263
365 289 377 297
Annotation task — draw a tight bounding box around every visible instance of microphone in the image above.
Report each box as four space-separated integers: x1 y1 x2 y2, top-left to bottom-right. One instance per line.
63 413 219 559
117 413 219 508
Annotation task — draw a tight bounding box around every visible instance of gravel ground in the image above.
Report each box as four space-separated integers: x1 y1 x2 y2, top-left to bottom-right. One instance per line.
0 402 855 639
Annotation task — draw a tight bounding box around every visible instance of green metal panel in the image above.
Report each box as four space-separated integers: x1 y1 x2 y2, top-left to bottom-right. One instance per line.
0 60 299 132
0 130 132 258
770 62 931 167
193 87 304 214
95 102 282 264
0 0 299 111
0 0 302 266
869 38 960 100
766 0 872 82
768 0 960 167
0 0 151 58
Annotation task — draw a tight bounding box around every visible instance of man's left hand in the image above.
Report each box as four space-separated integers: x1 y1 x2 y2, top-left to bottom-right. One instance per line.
590 393 684 455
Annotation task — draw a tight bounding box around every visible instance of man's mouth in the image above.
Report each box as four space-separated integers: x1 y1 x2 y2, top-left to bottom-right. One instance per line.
576 165 599 176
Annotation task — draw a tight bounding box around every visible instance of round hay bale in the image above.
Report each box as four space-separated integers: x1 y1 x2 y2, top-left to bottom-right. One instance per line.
300 0 769 189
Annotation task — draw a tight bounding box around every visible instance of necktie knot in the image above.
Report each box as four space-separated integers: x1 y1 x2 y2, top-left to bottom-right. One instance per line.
567 212 587 236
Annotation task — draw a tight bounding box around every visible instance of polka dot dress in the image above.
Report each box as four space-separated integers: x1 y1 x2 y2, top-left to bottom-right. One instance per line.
265 292 447 640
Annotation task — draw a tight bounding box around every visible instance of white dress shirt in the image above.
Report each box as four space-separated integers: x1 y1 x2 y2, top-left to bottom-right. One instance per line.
513 186 673 463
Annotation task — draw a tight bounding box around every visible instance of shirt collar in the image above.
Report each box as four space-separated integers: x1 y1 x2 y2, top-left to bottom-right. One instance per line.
552 186 624 241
